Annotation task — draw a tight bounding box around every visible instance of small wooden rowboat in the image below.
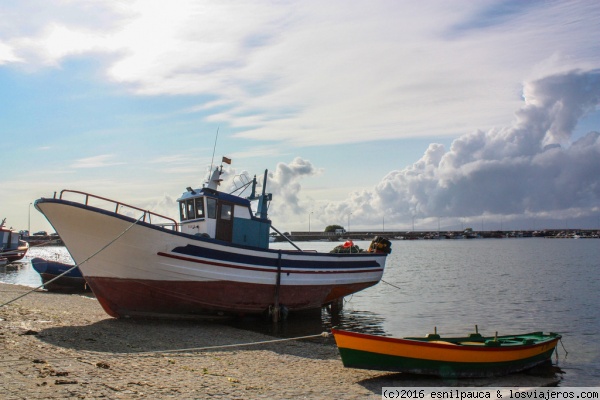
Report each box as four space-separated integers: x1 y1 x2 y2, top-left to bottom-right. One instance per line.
331 327 561 378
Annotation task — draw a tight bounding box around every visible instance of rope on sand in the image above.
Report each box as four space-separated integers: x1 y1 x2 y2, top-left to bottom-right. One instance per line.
0 215 143 309
125 331 332 356
0 332 332 365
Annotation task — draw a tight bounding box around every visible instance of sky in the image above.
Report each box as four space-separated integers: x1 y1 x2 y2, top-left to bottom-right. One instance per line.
1 0 600 234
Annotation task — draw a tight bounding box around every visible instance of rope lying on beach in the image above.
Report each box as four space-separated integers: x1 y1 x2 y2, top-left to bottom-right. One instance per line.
0 332 332 365
0 215 144 309
115 331 331 358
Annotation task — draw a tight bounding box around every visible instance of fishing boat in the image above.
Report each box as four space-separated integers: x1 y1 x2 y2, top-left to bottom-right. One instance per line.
31 257 89 292
34 158 391 319
0 218 29 262
331 327 561 378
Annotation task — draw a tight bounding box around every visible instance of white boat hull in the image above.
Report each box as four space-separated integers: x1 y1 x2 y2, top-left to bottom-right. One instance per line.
35 198 387 318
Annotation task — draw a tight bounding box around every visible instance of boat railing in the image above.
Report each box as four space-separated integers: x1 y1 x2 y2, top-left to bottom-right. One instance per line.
56 190 179 231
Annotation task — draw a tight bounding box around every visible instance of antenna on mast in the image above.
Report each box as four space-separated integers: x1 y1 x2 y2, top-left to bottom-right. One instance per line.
209 127 220 173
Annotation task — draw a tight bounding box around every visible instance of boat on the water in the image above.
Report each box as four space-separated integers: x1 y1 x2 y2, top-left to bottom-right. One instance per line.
331 327 561 378
0 218 29 262
31 257 89 292
34 158 391 319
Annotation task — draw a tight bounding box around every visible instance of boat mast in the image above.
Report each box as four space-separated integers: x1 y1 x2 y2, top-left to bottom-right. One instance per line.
205 166 223 190
255 170 271 219
208 127 219 174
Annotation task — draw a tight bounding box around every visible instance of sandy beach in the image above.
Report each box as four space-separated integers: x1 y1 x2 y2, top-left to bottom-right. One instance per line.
0 283 560 399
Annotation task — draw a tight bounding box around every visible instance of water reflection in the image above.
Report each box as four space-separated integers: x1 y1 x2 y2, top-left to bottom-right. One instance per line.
0 246 73 288
0 261 26 277
225 306 387 339
0 259 40 287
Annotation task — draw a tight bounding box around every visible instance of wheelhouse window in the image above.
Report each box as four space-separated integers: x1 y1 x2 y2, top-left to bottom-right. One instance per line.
207 197 217 219
179 201 186 221
220 204 232 220
186 201 195 221
179 197 205 221
194 197 204 219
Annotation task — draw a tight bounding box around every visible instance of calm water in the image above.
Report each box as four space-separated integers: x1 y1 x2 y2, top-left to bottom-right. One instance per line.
2 239 599 386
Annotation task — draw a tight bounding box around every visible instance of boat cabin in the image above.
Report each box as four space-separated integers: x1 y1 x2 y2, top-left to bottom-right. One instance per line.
177 167 272 249
1 219 21 250
0 218 29 261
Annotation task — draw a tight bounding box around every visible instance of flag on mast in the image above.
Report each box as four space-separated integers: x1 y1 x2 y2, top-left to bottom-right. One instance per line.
222 156 232 165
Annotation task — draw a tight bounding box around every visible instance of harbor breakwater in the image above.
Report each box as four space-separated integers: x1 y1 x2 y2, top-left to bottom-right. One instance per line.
19 229 599 247
281 229 600 241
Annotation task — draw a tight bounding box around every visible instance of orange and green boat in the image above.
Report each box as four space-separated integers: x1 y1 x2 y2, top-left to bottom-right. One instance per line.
331 327 561 378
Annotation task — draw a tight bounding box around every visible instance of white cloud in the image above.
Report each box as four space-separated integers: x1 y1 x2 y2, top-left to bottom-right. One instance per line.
144 71 600 232
265 157 323 214
71 154 125 169
317 70 600 229
0 41 22 64
2 1 599 146
2 1 600 231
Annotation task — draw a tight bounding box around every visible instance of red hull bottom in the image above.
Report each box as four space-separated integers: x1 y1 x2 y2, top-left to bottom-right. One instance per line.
86 277 377 318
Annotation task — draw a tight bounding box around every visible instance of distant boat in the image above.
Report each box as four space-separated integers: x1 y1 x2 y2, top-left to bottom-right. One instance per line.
0 218 29 262
463 228 481 239
34 157 392 319
332 328 561 378
31 257 89 292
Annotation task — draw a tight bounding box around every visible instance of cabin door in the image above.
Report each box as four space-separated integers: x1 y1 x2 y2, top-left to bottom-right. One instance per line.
216 202 234 242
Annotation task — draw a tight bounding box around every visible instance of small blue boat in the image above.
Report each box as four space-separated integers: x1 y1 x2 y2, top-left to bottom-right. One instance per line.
31 257 89 292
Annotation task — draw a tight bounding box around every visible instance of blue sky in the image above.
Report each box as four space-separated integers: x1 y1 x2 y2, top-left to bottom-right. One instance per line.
1 0 599 234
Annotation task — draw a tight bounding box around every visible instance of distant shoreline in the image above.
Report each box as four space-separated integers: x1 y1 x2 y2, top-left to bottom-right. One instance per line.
19 228 599 246
281 228 599 241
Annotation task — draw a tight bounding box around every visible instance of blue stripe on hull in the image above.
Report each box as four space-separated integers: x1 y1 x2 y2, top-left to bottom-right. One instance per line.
170 244 382 271
158 251 383 275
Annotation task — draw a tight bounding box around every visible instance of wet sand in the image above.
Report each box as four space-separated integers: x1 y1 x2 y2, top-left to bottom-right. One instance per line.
0 283 561 399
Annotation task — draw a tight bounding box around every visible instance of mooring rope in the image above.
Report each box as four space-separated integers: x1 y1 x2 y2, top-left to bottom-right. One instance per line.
558 337 568 358
0 214 144 309
381 279 402 291
0 332 332 365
